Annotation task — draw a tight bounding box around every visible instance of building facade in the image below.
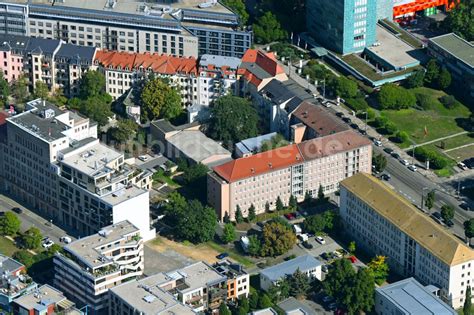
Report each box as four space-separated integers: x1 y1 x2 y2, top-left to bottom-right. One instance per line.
54 221 144 314
208 130 372 220
1 99 155 239
306 0 377 55
213 260 250 301
340 173 474 309
0 0 252 58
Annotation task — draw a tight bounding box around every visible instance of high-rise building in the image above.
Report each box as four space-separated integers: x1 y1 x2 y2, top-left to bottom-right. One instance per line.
0 0 252 58
306 0 377 54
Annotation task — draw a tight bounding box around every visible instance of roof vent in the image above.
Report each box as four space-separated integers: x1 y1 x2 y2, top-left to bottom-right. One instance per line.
268 163 272 169
250 168 255 173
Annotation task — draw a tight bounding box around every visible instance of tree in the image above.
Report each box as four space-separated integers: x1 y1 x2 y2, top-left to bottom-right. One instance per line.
34 81 49 99
425 190 435 211
317 184 325 202
223 212 231 224
221 0 249 25
140 78 182 121
249 292 259 310
464 219 474 245
219 302 231 315
394 131 409 143
49 87 67 106
348 241 356 254
108 119 138 143
13 250 35 268
222 223 236 244
406 69 425 88
276 196 284 211
235 205 244 223
260 134 289 152
424 59 440 86
70 96 114 126
182 163 209 185
0 212 21 236
384 121 398 135
332 76 358 99
247 235 261 256
11 74 29 105
289 195 297 210
253 11 287 44
0 72 9 106
367 255 389 285
209 96 259 147
323 259 356 299
443 0 474 41
238 296 250 313
260 222 296 257
258 293 272 309
441 204 455 222
303 214 326 234
437 68 452 90
248 204 256 222
440 95 460 109
377 84 416 110
288 268 310 299
340 268 375 314
21 227 43 250
464 286 472 315
372 153 387 173
80 70 107 99
265 202 271 213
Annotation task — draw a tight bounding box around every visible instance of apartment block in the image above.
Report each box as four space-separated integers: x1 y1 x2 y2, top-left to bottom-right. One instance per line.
110 261 228 314
307 0 377 54
0 34 96 96
340 173 474 309
0 254 37 311
1 99 155 239
213 260 250 301
0 0 252 58
208 130 372 220
54 221 144 314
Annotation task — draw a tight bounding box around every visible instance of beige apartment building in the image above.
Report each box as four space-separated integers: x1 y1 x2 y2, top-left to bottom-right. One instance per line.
340 173 474 309
54 221 144 314
208 130 372 220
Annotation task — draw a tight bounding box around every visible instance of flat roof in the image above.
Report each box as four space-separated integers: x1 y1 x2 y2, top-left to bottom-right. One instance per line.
235 132 277 155
65 220 139 269
429 33 474 68
100 185 148 206
166 261 226 294
110 274 195 315
278 297 317 315
61 143 122 177
168 130 231 164
13 285 66 311
341 173 474 266
367 25 420 69
376 278 456 315
260 255 321 282
199 54 241 69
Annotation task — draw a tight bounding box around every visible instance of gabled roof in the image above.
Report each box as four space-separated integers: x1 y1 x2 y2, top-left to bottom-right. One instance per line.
292 101 349 137
260 255 321 282
240 49 284 76
341 173 474 266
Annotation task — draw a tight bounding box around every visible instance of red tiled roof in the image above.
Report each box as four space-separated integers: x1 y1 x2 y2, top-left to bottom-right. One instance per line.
241 49 285 76
213 144 302 182
213 130 371 183
94 50 198 76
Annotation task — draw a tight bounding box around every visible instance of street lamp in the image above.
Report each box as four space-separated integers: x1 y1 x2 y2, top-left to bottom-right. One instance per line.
362 111 368 132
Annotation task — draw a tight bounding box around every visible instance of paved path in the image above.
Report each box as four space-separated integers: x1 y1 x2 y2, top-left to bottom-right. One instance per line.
403 131 469 151
444 142 474 153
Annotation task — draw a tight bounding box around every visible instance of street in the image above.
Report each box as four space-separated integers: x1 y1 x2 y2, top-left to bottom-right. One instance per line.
0 193 72 245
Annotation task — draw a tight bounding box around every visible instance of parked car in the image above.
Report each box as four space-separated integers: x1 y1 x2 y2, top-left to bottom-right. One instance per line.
302 241 313 249
342 117 351 123
284 213 296 220
391 152 400 159
216 252 229 260
444 219 454 228
373 139 383 147
332 250 343 258
408 164 418 172
400 159 410 166
460 202 472 211
60 236 72 244
358 127 367 135
380 173 391 181
12 207 22 214
138 155 148 162
298 233 309 242
316 236 326 244
383 148 394 154
322 101 332 108
335 112 344 118
320 252 330 260
42 238 54 249
350 123 359 129
458 162 468 170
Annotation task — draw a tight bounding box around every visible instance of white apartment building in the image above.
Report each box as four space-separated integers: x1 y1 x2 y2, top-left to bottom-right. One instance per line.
340 173 474 309
54 221 144 313
208 130 372 220
1 99 155 240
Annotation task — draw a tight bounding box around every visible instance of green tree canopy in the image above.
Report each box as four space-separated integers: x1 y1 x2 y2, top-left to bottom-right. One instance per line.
372 153 387 173
209 96 259 147
253 11 287 44
222 223 236 244
235 205 244 223
288 268 311 299
247 235 261 256
0 72 10 106
289 195 297 210
377 84 416 110
441 204 455 222
12 74 29 106
221 0 249 25
331 76 358 99
464 286 472 315
34 81 49 99
424 59 440 86
80 70 107 99
21 227 43 250
140 78 182 121
367 255 389 285
259 134 289 152
443 0 474 41
437 68 452 90
303 214 326 234
323 258 356 299
219 302 231 315
464 219 474 244
13 250 35 268
276 196 284 211
248 204 256 222
108 119 138 143
425 190 435 210
260 222 296 257
341 268 376 314
258 293 272 309
0 212 21 236
406 69 425 88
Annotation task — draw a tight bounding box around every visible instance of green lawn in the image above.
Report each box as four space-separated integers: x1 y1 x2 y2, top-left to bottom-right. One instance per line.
206 241 254 268
446 146 474 161
433 133 474 150
0 236 19 257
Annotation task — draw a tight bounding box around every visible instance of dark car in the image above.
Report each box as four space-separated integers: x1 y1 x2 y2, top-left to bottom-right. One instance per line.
358 127 367 135
256 221 266 228
380 173 391 181
342 117 351 123
433 212 442 220
216 253 229 260
305 88 312 94
12 207 22 214
284 213 296 220
335 112 344 118
460 202 472 211
391 152 400 159
302 241 313 249
383 148 394 154
320 252 330 260
350 123 359 129
445 219 454 228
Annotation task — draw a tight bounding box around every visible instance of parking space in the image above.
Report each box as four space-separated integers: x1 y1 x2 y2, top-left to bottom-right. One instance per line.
144 242 195 276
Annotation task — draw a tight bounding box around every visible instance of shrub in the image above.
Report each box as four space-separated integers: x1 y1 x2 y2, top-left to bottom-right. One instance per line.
414 146 449 169
345 97 369 112
378 84 416 109
439 95 460 109
415 93 436 110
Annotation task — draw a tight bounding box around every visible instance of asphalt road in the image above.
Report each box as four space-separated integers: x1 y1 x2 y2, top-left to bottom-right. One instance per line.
0 194 72 245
